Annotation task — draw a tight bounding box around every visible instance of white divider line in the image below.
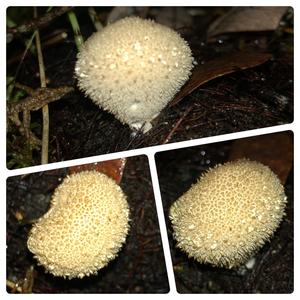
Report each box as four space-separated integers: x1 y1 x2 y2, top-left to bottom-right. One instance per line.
5 123 292 178
148 153 177 293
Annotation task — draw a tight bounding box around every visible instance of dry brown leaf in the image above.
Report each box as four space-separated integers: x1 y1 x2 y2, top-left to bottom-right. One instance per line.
207 7 289 39
170 52 271 106
68 158 127 184
229 132 293 184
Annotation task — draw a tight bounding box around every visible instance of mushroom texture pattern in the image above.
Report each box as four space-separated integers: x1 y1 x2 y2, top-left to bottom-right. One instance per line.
75 17 194 133
27 171 130 279
169 159 287 268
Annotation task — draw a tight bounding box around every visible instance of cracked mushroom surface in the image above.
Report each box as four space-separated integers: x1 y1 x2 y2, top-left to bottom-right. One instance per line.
75 16 194 132
27 170 130 279
169 159 287 268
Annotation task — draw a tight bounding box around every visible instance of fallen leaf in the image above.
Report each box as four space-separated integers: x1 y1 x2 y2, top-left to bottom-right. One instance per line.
170 52 271 106
229 132 293 184
106 7 149 24
207 7 289 39
107 7 135 23
154 7 193 29
68 158 127 184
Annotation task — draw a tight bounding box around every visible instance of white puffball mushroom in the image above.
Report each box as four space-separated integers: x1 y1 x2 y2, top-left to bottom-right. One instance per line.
169 159 287 269
27 171 130 279
75 16 194 132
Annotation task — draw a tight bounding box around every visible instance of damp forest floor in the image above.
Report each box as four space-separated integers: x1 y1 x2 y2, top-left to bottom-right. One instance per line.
6 7 293 169
6 156 169 293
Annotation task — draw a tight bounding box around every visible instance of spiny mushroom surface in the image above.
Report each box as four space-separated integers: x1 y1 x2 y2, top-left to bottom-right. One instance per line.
169 159 287 268
27 170 130 279
75 16 194 132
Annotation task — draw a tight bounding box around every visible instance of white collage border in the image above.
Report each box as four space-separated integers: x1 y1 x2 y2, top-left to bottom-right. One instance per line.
1 1 298 298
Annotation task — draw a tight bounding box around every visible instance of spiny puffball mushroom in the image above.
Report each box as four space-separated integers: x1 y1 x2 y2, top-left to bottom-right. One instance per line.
169 159 287 269
75 16 194 132
27 170 130 279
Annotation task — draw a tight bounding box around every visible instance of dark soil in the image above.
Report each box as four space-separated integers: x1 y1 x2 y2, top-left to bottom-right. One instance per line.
155 132 293 293
6 7 293 169
6 156 169 293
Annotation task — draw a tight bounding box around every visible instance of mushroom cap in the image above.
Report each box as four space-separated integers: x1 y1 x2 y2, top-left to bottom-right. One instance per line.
169 159 287 268
75 16 194 132
27 171 130 279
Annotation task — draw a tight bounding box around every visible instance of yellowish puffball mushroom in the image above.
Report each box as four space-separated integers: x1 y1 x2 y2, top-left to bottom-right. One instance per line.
75 16 194 132
169 159 287 269
27 171 130 279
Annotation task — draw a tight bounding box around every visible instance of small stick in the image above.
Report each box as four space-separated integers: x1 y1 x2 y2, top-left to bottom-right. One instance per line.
163 105 194 144
6 279 22 293
88 7 103 31
7 31 37 101
7 86 74 114
34 7 49 165
8 7 72 35
8 31 68 66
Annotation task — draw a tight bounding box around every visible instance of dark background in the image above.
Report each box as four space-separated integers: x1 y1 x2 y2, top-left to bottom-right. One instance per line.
155 132 293 293
6 156 169 293
7 7 293 168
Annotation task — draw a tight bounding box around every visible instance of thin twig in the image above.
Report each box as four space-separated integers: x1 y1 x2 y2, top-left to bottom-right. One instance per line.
8 31 68 66
7 8 52 101
8 7 72 35
14 82 35 95
7 86 74 116
88 7 103 31
7 85 73 147
34 7 49 165
163 105 194 144
6 279 22 293
7 32 37 101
